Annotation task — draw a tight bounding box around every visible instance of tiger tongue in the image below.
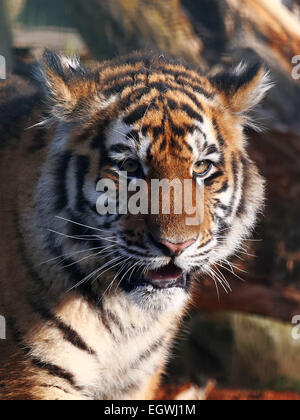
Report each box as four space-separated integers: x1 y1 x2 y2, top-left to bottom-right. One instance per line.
144 263 184 289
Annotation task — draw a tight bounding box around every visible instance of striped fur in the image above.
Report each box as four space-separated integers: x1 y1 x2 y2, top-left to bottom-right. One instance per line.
0 51 271 400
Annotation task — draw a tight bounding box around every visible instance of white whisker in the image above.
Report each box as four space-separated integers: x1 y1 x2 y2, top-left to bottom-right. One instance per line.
38 245 115 267
48 229 118 244
55 215 114 235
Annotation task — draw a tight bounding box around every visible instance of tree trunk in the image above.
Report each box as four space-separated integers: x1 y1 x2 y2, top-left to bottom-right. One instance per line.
4 0 26 21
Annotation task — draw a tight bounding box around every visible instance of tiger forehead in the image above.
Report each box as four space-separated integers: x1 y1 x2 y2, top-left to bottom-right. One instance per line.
98 58 215 98
105 108 223 167
82 55 230 163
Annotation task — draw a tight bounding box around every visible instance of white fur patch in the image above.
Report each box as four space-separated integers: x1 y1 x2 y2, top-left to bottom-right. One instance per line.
128 286 188 313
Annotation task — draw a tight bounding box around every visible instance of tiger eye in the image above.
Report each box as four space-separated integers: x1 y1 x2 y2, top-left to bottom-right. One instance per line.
121 159 140 173
193 160 212 177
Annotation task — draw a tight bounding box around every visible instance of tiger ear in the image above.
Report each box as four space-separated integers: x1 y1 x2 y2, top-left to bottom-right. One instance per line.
38 50 95 122
210 62 273 129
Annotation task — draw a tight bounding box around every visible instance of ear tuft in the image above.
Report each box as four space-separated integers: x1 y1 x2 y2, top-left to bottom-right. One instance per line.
210 62 273 130
42 49 85 79
37 50 89 122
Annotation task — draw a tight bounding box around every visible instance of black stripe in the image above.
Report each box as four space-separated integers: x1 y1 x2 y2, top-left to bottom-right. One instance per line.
167 98 177 109
28 298 96 355
167 116 185 137
216 201 230 212
156 67 213 99
134 335 165 366
15 212 98 356
8 317 81 391
212 118 225 147
123 81 206 116
160 138 167 152
109 144 132 154
98 302 115 338
147 147 153 162
226 154 239 218
102 79 135 96
166 85 205 111
170 136 182 151
103 69 146 86
217 152 225 167
105 309 125 335
205 171 224 186
127 130 140 143
120 87 151 110
104 336 166 398
198 237 213 249
54 152 72 211
216 181 229 194
123 104 150 126
206 145 218 156
152 125 165 139
193 127 207 142
177 77 213 100
181 103 203 122
149 81 169 93
76 155 90 211
236 158 248 217
30 358 80 390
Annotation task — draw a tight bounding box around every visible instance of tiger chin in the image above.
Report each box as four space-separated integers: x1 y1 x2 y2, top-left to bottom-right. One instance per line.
0 50 271 400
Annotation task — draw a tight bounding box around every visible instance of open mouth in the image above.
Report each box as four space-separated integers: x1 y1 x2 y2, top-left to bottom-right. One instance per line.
123 262 188 291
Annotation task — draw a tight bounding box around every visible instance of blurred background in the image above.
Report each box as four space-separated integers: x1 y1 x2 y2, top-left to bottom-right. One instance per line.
1 0 300 400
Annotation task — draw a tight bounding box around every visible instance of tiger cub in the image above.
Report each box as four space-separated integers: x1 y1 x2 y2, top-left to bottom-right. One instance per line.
0 51 270 400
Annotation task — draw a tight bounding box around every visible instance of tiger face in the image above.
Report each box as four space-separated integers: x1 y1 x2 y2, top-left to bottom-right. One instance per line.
37 51 270 311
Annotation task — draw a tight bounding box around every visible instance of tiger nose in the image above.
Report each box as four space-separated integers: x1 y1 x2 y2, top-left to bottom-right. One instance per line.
159 239 196 256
